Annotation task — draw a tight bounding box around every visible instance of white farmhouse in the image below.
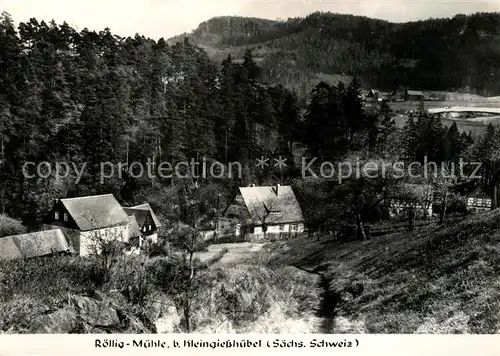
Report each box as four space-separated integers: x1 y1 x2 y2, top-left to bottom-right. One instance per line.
222 184 305 241
41 194 131 256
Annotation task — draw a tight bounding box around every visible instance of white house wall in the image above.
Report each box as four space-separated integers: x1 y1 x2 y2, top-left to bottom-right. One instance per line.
42 224 81 254
250 222 304 240
145 233 158 244
80 225 130 257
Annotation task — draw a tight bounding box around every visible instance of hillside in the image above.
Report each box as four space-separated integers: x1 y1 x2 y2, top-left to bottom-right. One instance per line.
261 210 500 333
169 12 500 97
3 209 500 334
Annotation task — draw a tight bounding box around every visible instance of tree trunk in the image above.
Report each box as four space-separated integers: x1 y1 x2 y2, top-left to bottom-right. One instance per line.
408 208 416 231
492 184 498 210
439 192 448 225
496 180 500 210
355 214 366 241
183 292 191 333
189 251 194 281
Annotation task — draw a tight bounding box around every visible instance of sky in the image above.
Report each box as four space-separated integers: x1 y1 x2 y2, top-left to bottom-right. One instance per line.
1 0 499 39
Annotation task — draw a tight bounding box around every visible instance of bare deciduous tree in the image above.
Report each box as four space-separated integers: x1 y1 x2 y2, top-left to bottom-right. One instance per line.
248 198 283 240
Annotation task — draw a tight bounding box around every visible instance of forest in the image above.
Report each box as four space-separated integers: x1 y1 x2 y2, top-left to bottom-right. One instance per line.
1 11 500 237
178 12 500 95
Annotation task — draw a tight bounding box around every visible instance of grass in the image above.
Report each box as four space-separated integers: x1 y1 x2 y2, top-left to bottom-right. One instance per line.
261 210 500 333
0 214 27 238
186 264 322 333
0 240 323 333
0 254 178 333
4 208 498 334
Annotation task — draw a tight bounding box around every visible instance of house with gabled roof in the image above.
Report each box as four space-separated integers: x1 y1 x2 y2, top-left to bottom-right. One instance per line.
222 184 305 241
41 194 131 256
0 229 71 260
404 89 424 102
466 186 492 213
123 203 162 247
366 89 382 102
388 183 434 217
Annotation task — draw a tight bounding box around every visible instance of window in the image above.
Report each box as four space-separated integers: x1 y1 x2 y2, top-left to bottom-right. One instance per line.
280 224 285 231
291 224 297 231
149 225 152 231
63 213 68 222
54 212 59 220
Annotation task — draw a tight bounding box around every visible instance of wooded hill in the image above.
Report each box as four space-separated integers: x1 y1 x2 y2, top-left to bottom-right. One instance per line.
1 10 499 236
0 12 304 229
170 12 500 96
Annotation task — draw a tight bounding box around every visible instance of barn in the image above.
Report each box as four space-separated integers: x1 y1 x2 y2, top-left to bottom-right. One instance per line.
0 229 71 260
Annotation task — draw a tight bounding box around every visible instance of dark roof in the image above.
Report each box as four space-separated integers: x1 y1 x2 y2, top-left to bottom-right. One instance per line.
391 183 433 200
128 203 162 227
128 215 141 238
123 208 151 227
239 185 304 225
406 90 424 96
467 187 492 199
59 194 129 231
0 229 70 260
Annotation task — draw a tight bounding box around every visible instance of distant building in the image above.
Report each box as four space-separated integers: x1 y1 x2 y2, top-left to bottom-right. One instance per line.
389 183 433 217
390 90 404 102
466 187 492 213
124 203 162 247
366 89 381 101
41 194 131 257
0 229 71 261
404 89 424 102
222 184 305 241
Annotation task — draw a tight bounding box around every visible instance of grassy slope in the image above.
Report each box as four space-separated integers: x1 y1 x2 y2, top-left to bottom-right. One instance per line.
0 242 323 333
3 210 500 334
263 210 500 333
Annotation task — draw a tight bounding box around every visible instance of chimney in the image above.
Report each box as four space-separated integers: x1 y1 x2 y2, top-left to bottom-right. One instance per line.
275 183 280 196
53 199 58 207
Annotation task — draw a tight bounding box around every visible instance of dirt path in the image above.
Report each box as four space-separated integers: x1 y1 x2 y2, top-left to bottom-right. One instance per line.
195 242 337 333
194 242 265 267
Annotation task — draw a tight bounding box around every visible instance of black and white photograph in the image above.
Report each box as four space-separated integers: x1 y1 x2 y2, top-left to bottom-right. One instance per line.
1 0 500 338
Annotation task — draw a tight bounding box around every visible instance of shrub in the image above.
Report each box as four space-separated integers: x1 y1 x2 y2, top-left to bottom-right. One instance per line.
0 214 27 238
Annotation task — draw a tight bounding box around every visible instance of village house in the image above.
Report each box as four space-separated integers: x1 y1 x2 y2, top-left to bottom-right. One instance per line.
41 194 131 257
123 203 162 248
366 89 382 102
389 183 434 218
389 90 404 102
0 229 71 260
221 184 305 241
404 89 424 102
466 187 492 213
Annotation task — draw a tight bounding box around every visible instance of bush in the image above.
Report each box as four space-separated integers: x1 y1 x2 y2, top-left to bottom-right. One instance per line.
0 214 27 238
107 256 159 306
201 247 228 267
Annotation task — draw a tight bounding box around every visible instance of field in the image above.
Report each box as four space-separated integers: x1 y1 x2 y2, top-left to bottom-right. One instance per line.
389 97 500 134
390 99 500 114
